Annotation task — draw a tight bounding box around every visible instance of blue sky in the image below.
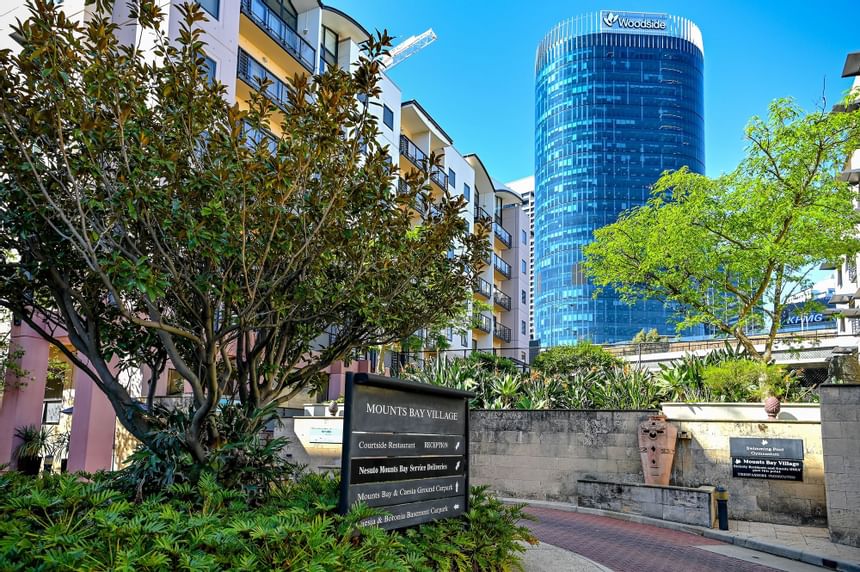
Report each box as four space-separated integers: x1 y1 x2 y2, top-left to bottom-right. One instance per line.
335 0 858 183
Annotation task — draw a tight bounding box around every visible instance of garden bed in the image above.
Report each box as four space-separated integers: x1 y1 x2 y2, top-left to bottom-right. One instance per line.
0 471 535 571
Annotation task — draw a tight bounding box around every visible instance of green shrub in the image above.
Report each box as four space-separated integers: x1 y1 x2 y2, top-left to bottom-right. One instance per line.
465 351 520 375
0 471 535 571
112 401 297 501
532 342 621 376
700 360 803 402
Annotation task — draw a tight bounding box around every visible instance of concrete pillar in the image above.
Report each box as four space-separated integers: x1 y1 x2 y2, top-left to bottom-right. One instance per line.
0 322 51 468
66 358 117 473
820 383 860 547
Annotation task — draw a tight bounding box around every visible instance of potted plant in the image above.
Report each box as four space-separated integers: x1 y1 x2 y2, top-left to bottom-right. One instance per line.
42 430 69 474
13 425 49 476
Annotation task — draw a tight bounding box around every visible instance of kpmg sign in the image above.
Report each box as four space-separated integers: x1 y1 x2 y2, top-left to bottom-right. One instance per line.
601 10 668 34
338 373 474 530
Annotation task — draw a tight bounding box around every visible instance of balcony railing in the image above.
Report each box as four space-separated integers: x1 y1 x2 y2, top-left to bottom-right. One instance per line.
493 289 512 311
240 0 315 73
398 178 440 217
237 49 293 111
474 313 492 333
399 134 448 189
473 277 491 299
493 254 511 279
493 322 512 343
242 120 277 153
493 222 512 248
474 205 491 223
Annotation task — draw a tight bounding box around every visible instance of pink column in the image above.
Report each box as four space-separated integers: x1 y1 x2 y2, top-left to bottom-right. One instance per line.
66 358 117 473
327 360 345 400
0 322 51 469
355 359 371 374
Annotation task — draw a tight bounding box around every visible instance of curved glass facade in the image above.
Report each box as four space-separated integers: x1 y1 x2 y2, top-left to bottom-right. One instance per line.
534 12 704 345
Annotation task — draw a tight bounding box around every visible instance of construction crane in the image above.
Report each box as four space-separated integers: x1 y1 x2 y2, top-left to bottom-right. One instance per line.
381 29 436 71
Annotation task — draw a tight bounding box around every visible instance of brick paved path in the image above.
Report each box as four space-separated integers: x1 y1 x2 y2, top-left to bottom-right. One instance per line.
524 506 781 572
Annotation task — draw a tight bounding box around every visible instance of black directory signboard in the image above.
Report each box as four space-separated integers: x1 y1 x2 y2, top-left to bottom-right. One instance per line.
338 373 474 530
730 437 804 481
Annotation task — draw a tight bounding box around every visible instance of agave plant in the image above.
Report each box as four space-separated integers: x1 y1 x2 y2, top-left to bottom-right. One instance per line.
560 369 602 408
490 374 523 408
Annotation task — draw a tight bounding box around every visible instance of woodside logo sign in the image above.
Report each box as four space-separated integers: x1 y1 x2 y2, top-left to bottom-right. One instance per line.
600 10 668 33
338 373 474 530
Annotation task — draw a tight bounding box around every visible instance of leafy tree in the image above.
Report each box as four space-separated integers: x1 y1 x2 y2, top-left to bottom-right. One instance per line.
0 2 486 466
531 342 621 376
585 98 860 361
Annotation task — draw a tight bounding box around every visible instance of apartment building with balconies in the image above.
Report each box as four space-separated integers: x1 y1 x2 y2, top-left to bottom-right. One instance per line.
828 52 860 342
506 176 535 342
0 0 531 473
465 156 531 364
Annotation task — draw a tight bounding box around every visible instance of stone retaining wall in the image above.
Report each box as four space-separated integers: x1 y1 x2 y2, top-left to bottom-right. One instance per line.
820 383 860 547
577 479 716 528
469 410 654 502
470 410 825 525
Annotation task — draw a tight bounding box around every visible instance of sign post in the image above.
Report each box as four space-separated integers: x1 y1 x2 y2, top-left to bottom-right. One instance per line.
338 372 474 530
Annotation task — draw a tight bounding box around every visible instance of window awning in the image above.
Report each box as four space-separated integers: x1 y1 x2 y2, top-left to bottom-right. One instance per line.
842 51 860 78
819 262 838 270
839 168 860 184
829 293 854 304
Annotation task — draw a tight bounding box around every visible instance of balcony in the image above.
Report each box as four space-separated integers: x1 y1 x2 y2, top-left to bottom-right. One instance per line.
398 178 441 217
493 322 512 343
493 222 512 249
242 120 277 153
399 134 448 190
240 0 315 73
474 313 492 334
493 289 512 311
473 277 491 299
237 49 293 111
493 254 511 279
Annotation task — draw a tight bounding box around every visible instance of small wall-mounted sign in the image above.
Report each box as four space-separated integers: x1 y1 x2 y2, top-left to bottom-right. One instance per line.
730 437 804 481
338 373 474 530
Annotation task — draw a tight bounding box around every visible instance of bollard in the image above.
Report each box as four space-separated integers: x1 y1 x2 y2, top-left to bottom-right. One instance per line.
715 486 729 530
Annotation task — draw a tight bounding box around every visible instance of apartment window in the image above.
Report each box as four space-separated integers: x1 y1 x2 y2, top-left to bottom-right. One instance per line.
464 183 471 202
460 330 467 346
166 369 184 396
448 168 456 189
521 259 527 274
521 321 527 335
382 104 394 129
197 0 219 19
203 55 217 85
320 26 339 71
521 229 527 244
263 0 298 30
521 289 527 304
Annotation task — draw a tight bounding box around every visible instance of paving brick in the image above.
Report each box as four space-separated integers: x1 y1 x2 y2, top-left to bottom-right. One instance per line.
524 506 780 572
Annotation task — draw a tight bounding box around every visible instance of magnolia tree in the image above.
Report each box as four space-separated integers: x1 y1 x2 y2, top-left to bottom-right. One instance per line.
0 1 487 463
585 98 860 361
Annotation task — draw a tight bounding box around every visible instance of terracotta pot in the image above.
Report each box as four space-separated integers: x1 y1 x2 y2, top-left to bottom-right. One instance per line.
638 415 678 485
764 396 781 420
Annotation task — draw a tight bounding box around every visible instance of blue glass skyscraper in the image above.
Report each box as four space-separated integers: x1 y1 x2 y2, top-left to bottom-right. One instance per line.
534 11 705 345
